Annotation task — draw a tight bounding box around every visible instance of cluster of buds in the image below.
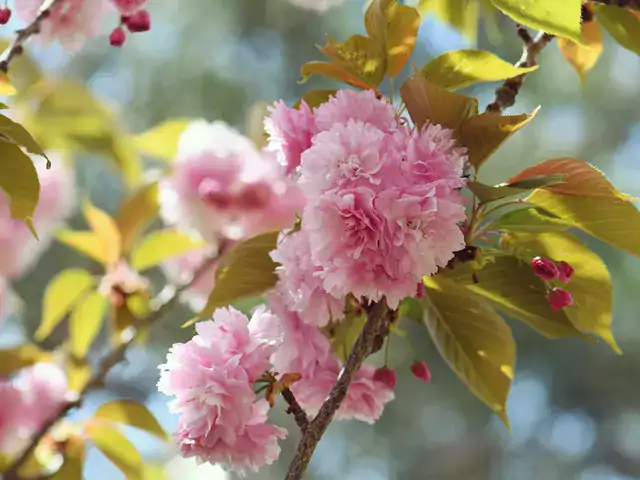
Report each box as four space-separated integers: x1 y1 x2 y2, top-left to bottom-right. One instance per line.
373 360 431 390
530 256 575 311
110 0 151 47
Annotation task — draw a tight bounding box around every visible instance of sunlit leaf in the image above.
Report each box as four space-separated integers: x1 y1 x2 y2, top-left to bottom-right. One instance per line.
421 49 537 91
116 182 160 254
94 400 167 440
594 4 640 56
399 74 478 131
0 72 16 95
130 229 206 272
56 231 110 265
197 232 278 320
491 0 582 42
505 232 620 353
0 138 40 226
36 269 96 341
0 114 48 160
467 180 530 203
86 423 143 480
422 277 515 426
419 0 480 41
459 108 538 169
130 119 192 162
494 207 572 233
70 291 107 359
49 435 84 480
65 356 92 392
0 344 54 377
83 202 122 268
294 89 337 110
558 14 603 84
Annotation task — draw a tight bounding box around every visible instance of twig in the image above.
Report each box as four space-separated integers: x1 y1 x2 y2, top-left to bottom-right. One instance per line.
2 254 221 480
0 0 65 73
281 388 310 431
591 0 640 9
485 29 555 114
285 301 393 480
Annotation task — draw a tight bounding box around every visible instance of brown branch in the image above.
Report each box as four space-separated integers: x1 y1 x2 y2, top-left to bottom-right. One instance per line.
2 253 222 480
285 301 393 480
0 0 65 74
591 0 640 10
485 29 555 114
281 388 310 431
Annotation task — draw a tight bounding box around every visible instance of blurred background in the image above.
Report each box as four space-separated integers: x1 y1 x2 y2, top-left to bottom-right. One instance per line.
2 0 640 479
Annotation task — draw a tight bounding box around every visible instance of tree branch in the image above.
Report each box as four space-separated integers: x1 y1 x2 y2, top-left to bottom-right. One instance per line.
281 388 310 431
285 301 393 480
591 0 640 10
0 0 65 74
2 253 222 480
485 29 555 114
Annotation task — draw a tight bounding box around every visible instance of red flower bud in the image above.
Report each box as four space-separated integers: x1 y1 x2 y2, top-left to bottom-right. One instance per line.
0 7 12 25
410 361 431 383
125 9 151 33
531 256 559 281
373 367 397 389
558 261 575 284
547 287 573 311
416 282 424 299
109 27 126 47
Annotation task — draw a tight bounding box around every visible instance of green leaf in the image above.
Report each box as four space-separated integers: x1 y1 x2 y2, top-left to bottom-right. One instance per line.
0 114 48 160
507 173 565 190
397 297 423 322
36 269 96 341
83 202 122 267
0 345 54 377
87 423 143 480
116 182 160 254
505 232 620 353
70 291 107 359
130 119 192 162
491 0 582 42
56 231 110 265
422 277 515 425
326 314 367 362
130 229 206 272
294 90 338 110
558 12 603 84
0 138 40 225
399 74 478 131
466 180 531 203
459 108 538 169
594 4 640 56
421 49 537 91
94 400 167 440
439 256 585 339
494 207 572 233
0 72 16 95
197 232 279 320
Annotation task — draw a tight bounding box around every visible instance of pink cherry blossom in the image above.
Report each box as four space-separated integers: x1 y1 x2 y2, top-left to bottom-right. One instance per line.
0 154 76 278
15 0 111 51
314 89 397 133
264 100 316 175
270 230 345 328
112 0 146 15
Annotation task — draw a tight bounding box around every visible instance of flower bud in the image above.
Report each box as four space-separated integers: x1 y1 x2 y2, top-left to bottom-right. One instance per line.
531 256 559 281
558 261 575 284
410 361 431 383
373 367 397 389
125 9 151 33
109 27 126 47
547 287 573 311
0 7 12 25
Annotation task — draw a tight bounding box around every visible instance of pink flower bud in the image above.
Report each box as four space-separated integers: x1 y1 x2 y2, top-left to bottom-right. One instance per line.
547 287 573 311
531 256 559 281
373 367 397 389
125 9 151 33
112 0 147 15
416 282 424 299
0 7 11 24
109 27 126 47
558 261 575 284
410 361 431 383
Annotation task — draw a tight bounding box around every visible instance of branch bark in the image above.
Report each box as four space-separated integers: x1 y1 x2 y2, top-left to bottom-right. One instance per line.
0 0 65 74
485 29 555 114
591 0 640 9
281 388 310 432
285 301 393 480
1 253 222 480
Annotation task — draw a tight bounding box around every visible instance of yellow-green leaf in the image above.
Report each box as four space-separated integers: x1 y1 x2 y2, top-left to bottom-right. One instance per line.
56 231 110 265
49 436 84 480
494 207 572 233
594 4 640 56
130 119 192 162
116 182 160 254
294 89 338 110
245 101 271 149
70 291 107 359
36 269 96 341
0 114 48 160
399 74 478 131
459 107 538 169
83 202 122 267
198 232 278 320
130 229 206 272
422 277 515 425
94 400 167 440
0 138 40 224
506 232 620 353
0 344 54 377
326 314 367 362
558 15 603 84
0 72 16 95
65 357 92 393
439 256 585 339
86 423 143 480
421 49 537 91
491 0 582 42
467 175 564 203
419 0 480 41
